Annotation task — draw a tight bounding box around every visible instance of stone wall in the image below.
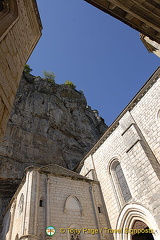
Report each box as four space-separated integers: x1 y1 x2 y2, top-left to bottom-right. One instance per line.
1 166 111 240
0 0 42 142
79 69 160 240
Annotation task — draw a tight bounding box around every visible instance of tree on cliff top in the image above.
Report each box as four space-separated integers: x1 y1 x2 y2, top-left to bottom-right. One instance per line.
23 64 32 74
43 70 56 84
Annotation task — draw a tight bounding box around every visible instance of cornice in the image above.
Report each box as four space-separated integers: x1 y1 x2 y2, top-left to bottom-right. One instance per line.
31 0 43 31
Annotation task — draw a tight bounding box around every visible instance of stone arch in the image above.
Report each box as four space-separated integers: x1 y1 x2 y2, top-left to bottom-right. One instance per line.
0 0 18 38
64 195 83 215
116 203 159 240
107 155 122 173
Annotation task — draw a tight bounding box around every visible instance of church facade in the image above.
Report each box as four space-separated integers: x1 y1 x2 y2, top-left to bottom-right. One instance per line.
1 68 160 240
78 67 160 240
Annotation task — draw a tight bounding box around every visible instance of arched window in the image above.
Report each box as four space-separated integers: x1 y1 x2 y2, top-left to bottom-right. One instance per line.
110 159 132 206
64 195 83 215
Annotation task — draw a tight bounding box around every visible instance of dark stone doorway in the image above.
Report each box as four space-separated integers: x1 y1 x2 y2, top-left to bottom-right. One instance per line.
132 233 154 240
132 229 154 240
131 221 154 240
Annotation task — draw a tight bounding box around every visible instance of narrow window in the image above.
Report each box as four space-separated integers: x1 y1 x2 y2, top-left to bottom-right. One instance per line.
39 200 43 207
98 206 103 213
0 0 4 11
0 0 8 15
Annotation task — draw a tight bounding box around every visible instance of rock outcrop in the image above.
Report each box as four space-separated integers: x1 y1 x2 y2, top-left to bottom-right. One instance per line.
0 74 107 214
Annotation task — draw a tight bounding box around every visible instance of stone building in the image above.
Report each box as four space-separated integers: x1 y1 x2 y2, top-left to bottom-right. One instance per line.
1 165 111 240
0 0 160 239
1 68 160 240
78 67 160 240
0 0 42 142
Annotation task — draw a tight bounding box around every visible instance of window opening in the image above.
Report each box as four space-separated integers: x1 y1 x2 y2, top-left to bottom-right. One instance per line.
98 206 103 213
0 0 8 13
0 0 4 11
39 200 43 207
115 162 132 202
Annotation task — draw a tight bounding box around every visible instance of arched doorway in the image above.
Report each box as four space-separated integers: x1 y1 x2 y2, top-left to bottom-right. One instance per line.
131 220 154 240
116 203 159 240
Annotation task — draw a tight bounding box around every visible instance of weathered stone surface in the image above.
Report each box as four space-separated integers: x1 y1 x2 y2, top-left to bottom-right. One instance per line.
0 0 42 142
0 74 107 200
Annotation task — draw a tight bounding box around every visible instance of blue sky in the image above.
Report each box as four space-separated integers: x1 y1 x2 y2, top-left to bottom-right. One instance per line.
28 0 160 126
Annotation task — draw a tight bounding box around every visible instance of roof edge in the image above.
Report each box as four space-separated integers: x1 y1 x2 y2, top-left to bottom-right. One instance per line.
75 66 160 172
31 0 43 30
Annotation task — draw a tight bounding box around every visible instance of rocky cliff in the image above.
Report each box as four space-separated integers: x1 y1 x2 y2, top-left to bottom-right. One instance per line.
0 74 107 214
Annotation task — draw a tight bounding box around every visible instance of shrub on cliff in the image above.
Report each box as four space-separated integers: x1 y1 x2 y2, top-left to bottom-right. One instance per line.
43 70 56 84
65 81 76 90
23 64 32 74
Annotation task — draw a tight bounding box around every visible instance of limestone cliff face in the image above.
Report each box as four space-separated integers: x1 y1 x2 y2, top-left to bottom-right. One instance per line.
0 75 107 184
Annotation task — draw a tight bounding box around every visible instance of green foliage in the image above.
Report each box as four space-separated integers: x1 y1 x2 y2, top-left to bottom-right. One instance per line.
43 70 56 84
64 81 76 90
23 64 32 74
